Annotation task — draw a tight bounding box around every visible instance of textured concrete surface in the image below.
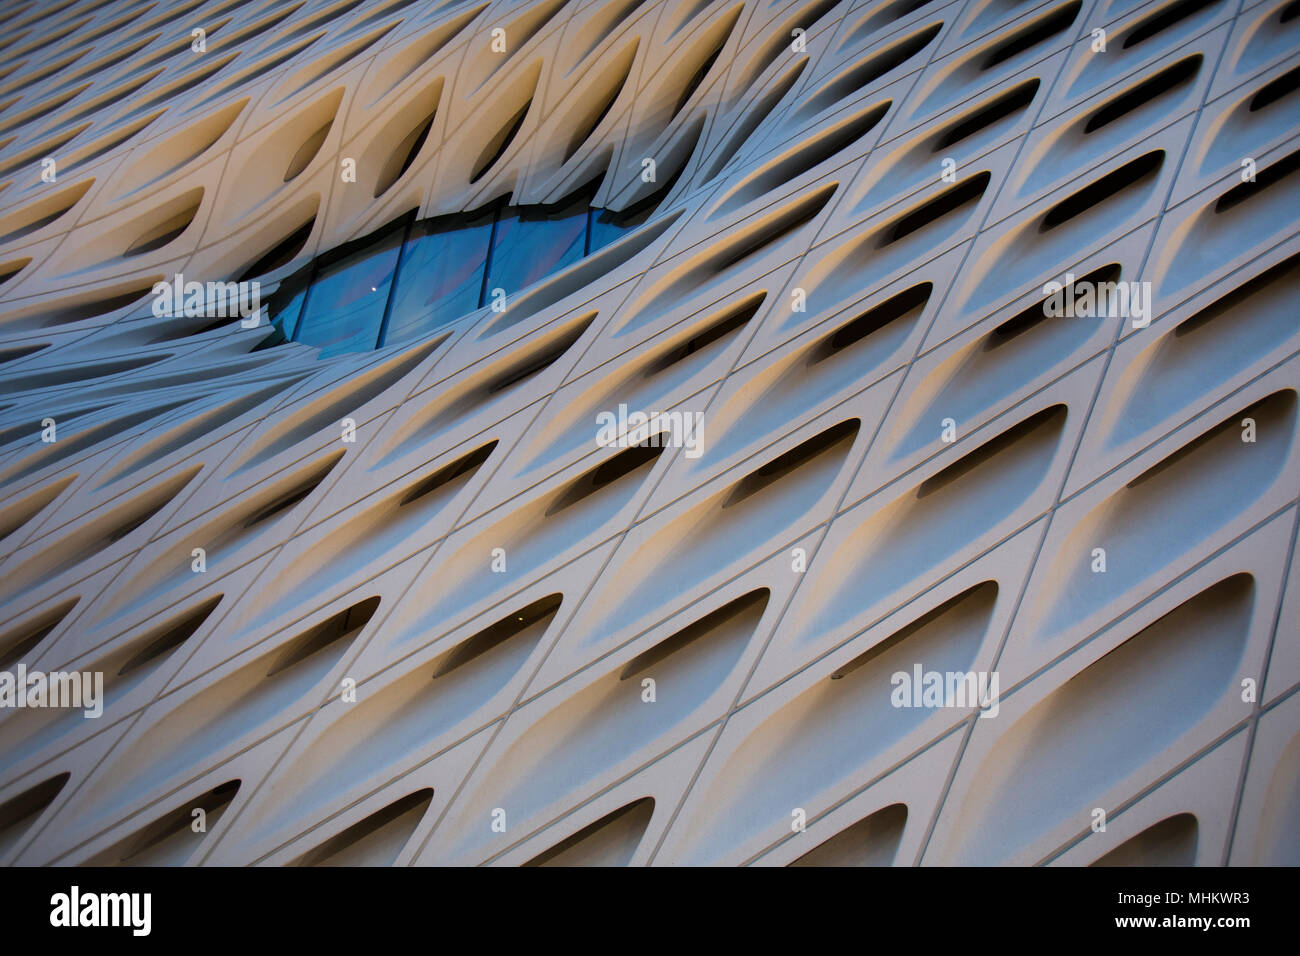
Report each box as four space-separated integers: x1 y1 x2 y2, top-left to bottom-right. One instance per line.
0 0 1297 866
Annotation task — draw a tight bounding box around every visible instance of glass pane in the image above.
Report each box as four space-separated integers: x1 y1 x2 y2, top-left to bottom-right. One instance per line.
294 225 404 357
589 203 653 253
486 195 587 297
382 208 494 347
268 274 309 341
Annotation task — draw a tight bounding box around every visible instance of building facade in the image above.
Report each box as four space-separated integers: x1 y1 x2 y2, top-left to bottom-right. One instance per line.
0 0 1297 865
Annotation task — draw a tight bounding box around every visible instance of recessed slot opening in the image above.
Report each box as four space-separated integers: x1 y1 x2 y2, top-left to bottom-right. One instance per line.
265 596 380 678
1039 151 1163 231
723 419 859 508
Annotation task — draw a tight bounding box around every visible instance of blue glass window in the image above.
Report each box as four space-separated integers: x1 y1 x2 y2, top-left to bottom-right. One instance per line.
269 276 309 342
588 202 654 253
381 207 495 347
293 221 406 357
262 180 669 358
485 193 588 296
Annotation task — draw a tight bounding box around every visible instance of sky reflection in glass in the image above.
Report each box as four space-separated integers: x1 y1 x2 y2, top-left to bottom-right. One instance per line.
271 190 654 356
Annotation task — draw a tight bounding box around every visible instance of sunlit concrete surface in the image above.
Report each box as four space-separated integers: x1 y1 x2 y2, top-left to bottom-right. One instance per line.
0 0 1298 866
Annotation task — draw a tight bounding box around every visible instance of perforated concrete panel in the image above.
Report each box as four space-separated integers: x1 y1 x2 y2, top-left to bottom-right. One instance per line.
0 0 1297 867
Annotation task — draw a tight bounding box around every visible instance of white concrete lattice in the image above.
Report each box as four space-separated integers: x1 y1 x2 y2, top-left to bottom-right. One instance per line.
0 0 1298 865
